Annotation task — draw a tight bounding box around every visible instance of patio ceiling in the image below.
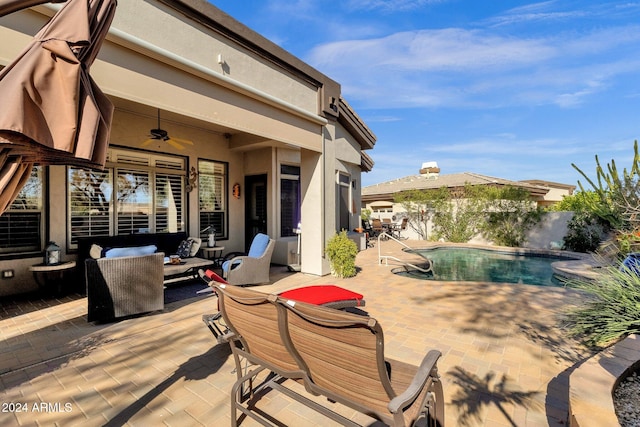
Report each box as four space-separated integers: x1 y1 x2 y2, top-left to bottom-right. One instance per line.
111 97 304 153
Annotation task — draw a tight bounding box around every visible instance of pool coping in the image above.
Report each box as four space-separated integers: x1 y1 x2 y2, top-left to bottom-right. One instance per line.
569 334 640 427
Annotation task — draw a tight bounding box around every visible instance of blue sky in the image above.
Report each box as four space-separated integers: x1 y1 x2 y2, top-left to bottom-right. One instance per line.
211 1 640 188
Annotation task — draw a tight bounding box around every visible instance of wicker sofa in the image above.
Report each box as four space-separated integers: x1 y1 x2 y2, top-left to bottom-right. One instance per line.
78 232 191 322
85 252 164 322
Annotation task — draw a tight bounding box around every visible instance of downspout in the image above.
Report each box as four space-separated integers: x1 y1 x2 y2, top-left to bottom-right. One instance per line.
322 130 326 264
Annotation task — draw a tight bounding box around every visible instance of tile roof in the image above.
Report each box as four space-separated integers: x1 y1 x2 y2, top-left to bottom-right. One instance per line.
362 171 550 200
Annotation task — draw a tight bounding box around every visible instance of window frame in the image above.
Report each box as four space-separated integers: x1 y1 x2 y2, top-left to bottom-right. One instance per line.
67 147 187 250
0 165 46 257
279 164 300 238
197 158 229 242
336 171 352 232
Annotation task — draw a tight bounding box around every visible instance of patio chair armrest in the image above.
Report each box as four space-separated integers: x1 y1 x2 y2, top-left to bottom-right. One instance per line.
222 252 247 263
225 254 269 272
219 330 236 344
388 349 441 413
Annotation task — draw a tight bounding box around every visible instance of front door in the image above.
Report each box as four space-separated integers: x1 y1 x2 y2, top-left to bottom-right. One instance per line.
245 174 267 251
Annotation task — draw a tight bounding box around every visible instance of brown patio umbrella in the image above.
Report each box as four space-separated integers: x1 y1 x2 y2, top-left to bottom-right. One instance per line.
0 0 117 213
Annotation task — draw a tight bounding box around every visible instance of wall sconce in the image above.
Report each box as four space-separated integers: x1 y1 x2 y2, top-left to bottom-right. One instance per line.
329 97 338 113
232 183 241 199
186 166 198 192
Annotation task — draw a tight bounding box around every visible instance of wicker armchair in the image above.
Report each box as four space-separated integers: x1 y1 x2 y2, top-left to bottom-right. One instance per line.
222 233 275 286
86 253 164 322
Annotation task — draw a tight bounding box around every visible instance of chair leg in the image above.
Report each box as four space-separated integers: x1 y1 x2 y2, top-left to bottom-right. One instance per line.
202 313 229 344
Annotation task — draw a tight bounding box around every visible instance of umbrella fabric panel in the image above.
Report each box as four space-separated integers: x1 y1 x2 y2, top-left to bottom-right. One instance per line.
0 0 116 168
0 0 65 17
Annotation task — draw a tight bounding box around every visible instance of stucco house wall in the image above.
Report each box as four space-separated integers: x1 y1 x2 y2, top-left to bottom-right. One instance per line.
0 0 375 296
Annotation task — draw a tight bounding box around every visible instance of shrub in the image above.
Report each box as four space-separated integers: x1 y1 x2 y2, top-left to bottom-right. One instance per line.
563 211 609 253
563 262 640 348
478 186 542 247
572 140 640 234
325 230 358 278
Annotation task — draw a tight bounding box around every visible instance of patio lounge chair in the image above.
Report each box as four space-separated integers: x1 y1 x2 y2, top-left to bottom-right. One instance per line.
200 268 366 342
214 283 444 427
214 284 314 426
281 298 445 427
221 233 275 286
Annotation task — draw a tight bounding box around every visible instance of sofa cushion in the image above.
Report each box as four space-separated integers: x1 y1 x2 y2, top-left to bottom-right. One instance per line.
188 237 201 257
248 233 270 258
104 245 158 258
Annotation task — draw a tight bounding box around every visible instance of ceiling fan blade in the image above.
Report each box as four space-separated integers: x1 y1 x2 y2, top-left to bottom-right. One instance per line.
141 138 157 146
167 139 185 150
171 137 193 145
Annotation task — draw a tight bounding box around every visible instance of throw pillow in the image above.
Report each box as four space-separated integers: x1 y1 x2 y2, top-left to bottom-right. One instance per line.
175 239 193 258
89 244 103 259
188 237 201 257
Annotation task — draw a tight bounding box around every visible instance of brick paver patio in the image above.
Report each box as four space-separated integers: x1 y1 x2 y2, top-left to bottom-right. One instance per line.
0 241 592 426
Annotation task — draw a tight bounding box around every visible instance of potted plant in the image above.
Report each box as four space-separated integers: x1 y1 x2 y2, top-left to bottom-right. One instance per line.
325 230 358 278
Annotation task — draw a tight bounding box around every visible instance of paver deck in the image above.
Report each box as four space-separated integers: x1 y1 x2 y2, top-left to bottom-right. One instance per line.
0 240 594 426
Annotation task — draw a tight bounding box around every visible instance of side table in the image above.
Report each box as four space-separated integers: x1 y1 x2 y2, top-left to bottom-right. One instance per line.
200 246 225 268
29 261 76 296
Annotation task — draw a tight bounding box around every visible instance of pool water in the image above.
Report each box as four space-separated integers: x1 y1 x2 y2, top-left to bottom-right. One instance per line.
396 247 571 287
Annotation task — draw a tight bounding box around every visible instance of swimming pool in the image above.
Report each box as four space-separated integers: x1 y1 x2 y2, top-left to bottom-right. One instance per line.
395 246 576 287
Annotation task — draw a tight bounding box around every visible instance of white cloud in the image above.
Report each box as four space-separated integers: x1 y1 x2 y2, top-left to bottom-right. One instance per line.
345 0 447 12
307 23 640 110
310 29 554 71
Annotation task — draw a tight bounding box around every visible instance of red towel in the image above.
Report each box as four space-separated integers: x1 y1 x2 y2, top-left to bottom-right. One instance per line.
279 285 363 306
205 269 228 284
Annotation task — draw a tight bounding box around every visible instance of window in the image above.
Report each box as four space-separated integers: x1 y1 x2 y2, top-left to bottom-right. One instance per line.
372 205 393 214
68 168 112 242
68 148 186 248
280 165 300 237
0 166 44 255
198 159 228 240
337 172 351 231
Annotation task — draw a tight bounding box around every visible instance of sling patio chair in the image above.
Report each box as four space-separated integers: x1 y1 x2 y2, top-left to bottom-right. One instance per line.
199 268 366 343
278 297 445 426
371 218 390 240
212 283 445 427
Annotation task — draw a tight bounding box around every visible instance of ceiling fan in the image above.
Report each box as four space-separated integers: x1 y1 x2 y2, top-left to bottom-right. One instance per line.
141 109 193 150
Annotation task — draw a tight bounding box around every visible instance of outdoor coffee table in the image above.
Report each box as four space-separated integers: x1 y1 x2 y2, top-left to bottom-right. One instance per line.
163 257 214 285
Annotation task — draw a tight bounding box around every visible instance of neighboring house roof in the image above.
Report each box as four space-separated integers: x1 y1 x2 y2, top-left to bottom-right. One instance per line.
362 171 551 202
519 179 576 194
